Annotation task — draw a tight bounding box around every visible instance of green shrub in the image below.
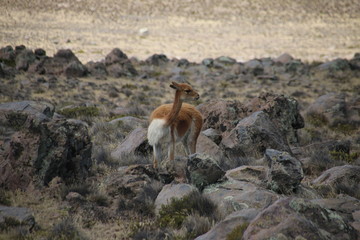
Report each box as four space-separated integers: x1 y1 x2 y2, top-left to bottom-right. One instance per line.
59 106 99 118
226 223 249 240
330 150 359 163
0 190 12 206
47 217 88 240
157 191 217 229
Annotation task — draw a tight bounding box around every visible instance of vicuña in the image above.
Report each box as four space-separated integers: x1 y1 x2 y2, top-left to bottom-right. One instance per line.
147 81 203 169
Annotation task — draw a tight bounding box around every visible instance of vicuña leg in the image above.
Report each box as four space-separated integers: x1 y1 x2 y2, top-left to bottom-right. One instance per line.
153 143 162 169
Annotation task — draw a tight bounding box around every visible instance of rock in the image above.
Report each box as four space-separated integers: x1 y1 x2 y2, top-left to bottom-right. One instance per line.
0 205 36 232
64 61 88 78
203 180 279 216
110 127 152 163
275 53 294 64
265 149 304 194
312 165 360 199
146 54 169 66
0 63 5 78
311 195 360 224
105 48 128 65
34 48 46 57
221 111 291 166
197 99 247 133
0 45 16 66
105 51 138 77
138 27 149 37
242 197 358 240
154 183 198 213
85 61 108 78
226 166 267 186
187 153 225 190
244 59 263 75
105 164 163 213
245 92 304 144
318 58 351 72
195 208 259 240
34 49 84 76
196 134 231 170
201 128 222 145
202 58 214 67
0 101 92 189
306 92 347 127
15 49 36 71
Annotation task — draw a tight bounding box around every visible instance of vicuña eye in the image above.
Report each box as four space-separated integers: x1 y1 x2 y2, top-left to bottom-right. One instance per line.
185 90 191 93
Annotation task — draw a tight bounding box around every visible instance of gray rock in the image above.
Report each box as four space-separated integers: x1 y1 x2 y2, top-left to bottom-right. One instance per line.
154 183 197 214
187 153 225 190
203 180 279 216
196 133 231 170
85 61 108 78
226 165 267 186
242 197 358 240
312 165 360 199
15 49 36 71
64 61 88 78
265 149 304 194
0 205 36 232
195 208 259 240
244 59 263 75
275 53 294 64
318 58 350 71
221 111 291 166
0 101 92 189
201 128 222 145
110 127 152 161
146 54 169 66
105 48 128 65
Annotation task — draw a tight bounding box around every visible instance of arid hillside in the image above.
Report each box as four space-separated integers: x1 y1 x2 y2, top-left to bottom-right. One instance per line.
1 0 360 63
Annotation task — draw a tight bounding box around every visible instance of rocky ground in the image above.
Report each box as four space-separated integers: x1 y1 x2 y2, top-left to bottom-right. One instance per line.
1 1 360 240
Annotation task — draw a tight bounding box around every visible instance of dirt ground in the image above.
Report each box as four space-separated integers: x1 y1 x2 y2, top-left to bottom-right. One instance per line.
1 0 360 63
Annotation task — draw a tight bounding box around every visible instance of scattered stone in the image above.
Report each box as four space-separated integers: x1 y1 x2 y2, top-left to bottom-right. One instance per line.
275 53 294 64
221 111 291 166
226 165 267 186
265 149 304 194
242 197 358 240
201 128 222 145
312 165 360 199
195 208 259 240
110 127 152 162
154 183 198 214
187 153 225 190
146 54 169 66
203 180 279 216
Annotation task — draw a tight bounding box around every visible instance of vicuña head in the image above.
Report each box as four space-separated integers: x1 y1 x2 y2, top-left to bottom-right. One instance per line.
147 81 203 169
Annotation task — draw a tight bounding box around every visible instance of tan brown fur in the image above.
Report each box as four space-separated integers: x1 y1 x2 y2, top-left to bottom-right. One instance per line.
147 82 203 169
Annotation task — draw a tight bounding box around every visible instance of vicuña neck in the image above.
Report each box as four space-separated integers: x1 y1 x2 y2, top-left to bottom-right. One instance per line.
165 90 182 126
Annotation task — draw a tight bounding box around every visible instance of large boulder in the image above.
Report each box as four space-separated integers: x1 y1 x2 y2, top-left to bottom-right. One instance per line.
312 165 360 198
154 183 198 214
187 153 225 190
306 93 347 127
105 164 163 214
195 208 259 240
226 165 267 187
196 134 231 170
0 101 92 190
265 149 304 194
197 99 247 133
29 49 88 77
15 49 36 71
105 48 137 77
242 197 358 240
220 111 291 166
110 127 152 163
245 92 304 144
203 180 279 217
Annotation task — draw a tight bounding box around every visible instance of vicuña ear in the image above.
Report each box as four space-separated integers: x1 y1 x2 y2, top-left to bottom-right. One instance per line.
170 82 180 90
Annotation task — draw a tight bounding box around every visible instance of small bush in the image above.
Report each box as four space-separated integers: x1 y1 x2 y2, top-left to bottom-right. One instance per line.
226 223 249 240
0 189 12 206
330 150 359 163
47 217 88 240
89 193 110 207
157 191 218 229
59 106 100 118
